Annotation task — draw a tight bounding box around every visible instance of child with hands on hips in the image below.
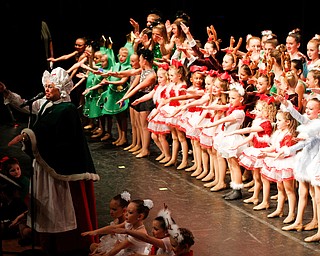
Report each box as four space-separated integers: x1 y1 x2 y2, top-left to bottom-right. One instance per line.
88 191 131 255
259 110 298 223
82 198 153 256
225 96 277 208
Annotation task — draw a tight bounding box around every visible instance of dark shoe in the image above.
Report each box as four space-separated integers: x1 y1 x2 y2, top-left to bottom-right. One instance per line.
224 189 242 200
222 190 233 198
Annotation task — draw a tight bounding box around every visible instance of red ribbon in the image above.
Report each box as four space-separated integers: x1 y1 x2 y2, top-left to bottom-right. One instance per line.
242 59 250 66
189 65 208 73
258 94 275 105
219 72 232 83
158 63 169 71
206 70 219 77
171 59 183 68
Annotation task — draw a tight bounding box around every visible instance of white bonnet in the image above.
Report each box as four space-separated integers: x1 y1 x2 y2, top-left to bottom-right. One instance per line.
42 67 73 100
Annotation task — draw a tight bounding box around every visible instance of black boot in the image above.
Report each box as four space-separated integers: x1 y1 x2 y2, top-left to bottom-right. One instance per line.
224 189 242 200
222 189 233 198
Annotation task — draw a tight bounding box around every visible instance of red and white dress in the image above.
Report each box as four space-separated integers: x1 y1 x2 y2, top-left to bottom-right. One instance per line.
238 118 273 170
261 130 297 182
147 83 171 134
158 82 187 128
213 104 248 158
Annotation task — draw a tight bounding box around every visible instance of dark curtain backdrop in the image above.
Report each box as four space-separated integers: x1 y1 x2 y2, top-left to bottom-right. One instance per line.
0 0 316 122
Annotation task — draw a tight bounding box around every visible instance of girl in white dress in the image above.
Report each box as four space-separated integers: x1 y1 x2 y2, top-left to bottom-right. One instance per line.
259 110 298 223
202 82 248 200
276 96 320 242
225 97 277 208
82 199 153 255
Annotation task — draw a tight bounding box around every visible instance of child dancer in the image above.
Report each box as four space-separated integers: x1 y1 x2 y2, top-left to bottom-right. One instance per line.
82 199 153 255
168 225 195 256
203 82 248 200
112 206 175 255
89 191 131 254
191 72 229 190
157 60 189 169
226 97 277 206
276 96 320 236
161 65 206 172
260 110 298 223
132 65 171 163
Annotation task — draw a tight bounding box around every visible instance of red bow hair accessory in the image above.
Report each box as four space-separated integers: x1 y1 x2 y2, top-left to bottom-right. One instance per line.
258 68 267 75
171 59 183 68
206 70 219 77
158 63 169 71
259 94 275 105
219 72 232 83
242 59 250 66
189 65 208 73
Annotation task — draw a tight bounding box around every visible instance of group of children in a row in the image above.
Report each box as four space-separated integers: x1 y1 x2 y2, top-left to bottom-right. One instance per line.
46 10 320 243
81 190 195 256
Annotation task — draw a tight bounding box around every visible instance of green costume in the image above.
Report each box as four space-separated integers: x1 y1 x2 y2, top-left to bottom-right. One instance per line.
99 43 133 115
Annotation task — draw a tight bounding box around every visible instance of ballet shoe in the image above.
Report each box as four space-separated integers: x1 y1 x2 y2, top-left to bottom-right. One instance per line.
129 146 141 152
112 139 120 145
132 149 142 155
204 180 218 188
201 174 214 182
253 203 269 211
191 169 203 177
304 234 320 243
270 194 278 200
84 124 94 130
159 157 171 164
155 154 165 161
282 223 303 232
185 165 197 172
243 197 259 205
136 152 150 158
116 140 127 146
247 186 255 193
100 133 111 141
177 163 188 170
210 184 227 192
124 144 134 151
303 221 318 231
164 160 176 167
244 180 254 188
196 171 208 180
224 189 242 200
283 215 295 224
267 211 284 218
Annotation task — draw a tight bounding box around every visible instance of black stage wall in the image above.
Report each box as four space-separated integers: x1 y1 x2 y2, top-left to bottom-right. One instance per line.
0 0 316 103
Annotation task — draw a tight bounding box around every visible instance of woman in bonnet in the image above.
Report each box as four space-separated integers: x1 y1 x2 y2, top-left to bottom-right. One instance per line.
3 67 100 255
